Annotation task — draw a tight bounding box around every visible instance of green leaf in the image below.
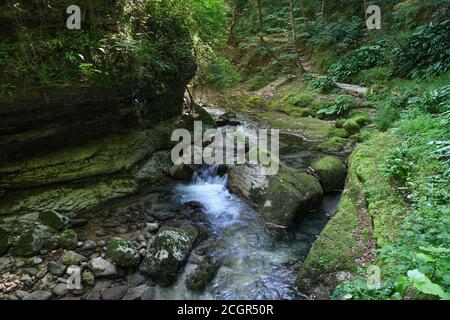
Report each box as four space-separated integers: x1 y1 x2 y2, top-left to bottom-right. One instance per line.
407 269 450 300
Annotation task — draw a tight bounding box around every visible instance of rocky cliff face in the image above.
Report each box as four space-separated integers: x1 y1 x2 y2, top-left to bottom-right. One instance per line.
0 1 196 239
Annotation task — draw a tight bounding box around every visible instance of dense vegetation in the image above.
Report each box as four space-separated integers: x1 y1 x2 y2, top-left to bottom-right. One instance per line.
207 0 449 300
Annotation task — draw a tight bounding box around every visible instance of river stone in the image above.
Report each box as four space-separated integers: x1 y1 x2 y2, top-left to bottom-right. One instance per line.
53 283 69 297
48 261 66 276
108 237 140 268
228 160 323 228
22 291 53 300
38 211 69 231
311 156 347 192
11 229 48 257
80 240 97 255
169 164 194 181
62 251 87 266
101 285 128 300
139 225 198 286
0 227 9 255
185 257 220 293
122 284 155 300
58 229 78 250
88 257 117 277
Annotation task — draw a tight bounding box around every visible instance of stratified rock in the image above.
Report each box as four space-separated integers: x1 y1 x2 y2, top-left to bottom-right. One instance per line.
62 251 87 266
311 156 347 192
108 237 140 268
101 285 128 300
58 229 78 250
38 211 69 230
88 257 117 277
139 225 198 286
11 229 48 257
0 227 9 255
228 159 323 228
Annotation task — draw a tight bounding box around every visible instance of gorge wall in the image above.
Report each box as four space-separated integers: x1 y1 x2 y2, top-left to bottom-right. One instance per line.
0 1 196 250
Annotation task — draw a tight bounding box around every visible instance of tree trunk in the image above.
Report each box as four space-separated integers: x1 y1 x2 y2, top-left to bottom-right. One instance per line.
289 0 305 74
256 0 264 43
227 0 239 47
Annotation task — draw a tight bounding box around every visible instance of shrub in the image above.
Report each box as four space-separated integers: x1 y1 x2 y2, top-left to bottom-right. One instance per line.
205 55 241 89
393 20 450 79
408 85 450 114
353 66 393 86
329 45 387 82
317 95 355 116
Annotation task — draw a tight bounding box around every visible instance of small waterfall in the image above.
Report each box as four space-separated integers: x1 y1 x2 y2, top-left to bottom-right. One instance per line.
191 165 227 186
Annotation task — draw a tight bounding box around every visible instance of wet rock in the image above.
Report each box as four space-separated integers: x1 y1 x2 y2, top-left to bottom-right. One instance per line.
125 273 146 287
122 284 155 300
228 159 323 228
139 225 198 286
88 257 117 277
22 290 53 300
38 211 69 231
85 279 112 300
146 223 159 233
216 112 241 126
62 251 87 266
311 156 347 192
185 257 220 293
53 283 69 297
169 164 194 181
0 227 10 255
102 285 128 300
11 229 48 257
108 237 140 268
58 229 78 250
80 240 97 255
48 261 66 276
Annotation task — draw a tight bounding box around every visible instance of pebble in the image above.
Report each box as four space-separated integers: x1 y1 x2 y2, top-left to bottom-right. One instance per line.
48 261 66 276
88 257 117 277
53 283 69 297
22 290 53 300
122 285 155 300
146 223 159 233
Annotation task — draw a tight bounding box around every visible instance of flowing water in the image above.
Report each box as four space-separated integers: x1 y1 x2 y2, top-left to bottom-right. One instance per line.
153 107 342 300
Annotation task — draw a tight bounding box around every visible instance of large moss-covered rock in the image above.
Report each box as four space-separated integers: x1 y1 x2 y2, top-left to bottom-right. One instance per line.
0 227 10 255
58 229 78 250
11 229 49 257
108 237 140 268
139 225 198 286
311 156 347 192
318 137 349 153
185 257 220 293
38 211 69 231
228 160 323 228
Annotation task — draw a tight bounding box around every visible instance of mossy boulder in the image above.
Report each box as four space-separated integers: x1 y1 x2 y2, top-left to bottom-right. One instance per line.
11 229 48 257
331 128 350 138
0 227 10 255
185 257 220 293
169 164 194 181
139 225 198 286
312 156 347 192
228 158 323 228
62 251 87 266
343 119 360 135
108 237 140 268
58 229 78 250
318 137 349 153
38 211 69 231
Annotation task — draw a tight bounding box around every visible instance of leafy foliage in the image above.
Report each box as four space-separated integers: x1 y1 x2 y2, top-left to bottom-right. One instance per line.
317 95 355 116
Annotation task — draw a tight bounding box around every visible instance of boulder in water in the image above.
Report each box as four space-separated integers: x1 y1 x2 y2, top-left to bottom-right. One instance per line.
228 160 323 228
311 156 347 192
108 237 140 268
139 224 197 286
216 112 241 126
169 164 194 181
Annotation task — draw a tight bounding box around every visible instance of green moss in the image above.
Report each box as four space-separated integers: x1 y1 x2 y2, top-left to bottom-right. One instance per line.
343 119 360 135
11 229 46 257
58 229 78 250
318 137 349 153
38 211 69 231
312 156 347 192
331 128 350 138
243 95 267 110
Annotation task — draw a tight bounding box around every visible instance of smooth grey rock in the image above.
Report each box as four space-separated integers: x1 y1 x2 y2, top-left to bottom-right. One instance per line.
101 285 128 300
146 223 159 233
125 273 146 287
48 261 66 276
122 284 155 300
53 283 69 297
88 257 117 277
22 291 53 300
